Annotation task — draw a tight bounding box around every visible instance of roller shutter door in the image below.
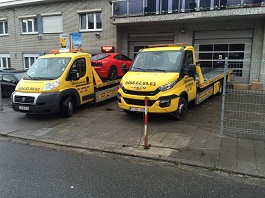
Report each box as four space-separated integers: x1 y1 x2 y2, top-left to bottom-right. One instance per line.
128 33 174 58
194 29 253 83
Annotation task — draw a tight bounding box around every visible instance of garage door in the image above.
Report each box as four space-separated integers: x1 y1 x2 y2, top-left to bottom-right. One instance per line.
128 33 174 58
194 29 253 83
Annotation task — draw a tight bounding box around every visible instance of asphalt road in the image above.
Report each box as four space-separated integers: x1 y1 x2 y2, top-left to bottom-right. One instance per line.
0 138 265 198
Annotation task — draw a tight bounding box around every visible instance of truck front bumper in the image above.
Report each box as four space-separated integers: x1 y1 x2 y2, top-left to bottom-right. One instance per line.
118 92 179 113
12 91 61 114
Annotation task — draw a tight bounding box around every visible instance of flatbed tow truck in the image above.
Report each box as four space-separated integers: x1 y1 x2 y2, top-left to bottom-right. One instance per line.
11 49 120 117
118 43 232 120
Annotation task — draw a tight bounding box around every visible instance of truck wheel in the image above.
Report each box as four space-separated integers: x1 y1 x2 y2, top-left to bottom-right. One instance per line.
108 66 118 80
173 97 187 121
216 80 223 96
61 96 73 117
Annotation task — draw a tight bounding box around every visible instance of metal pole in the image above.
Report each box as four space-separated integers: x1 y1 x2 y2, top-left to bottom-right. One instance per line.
0 81 3 111
220 57 228 136
143 96 150 149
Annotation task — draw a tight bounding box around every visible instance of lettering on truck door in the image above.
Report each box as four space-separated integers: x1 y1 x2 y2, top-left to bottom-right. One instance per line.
70 58 94 103
181 51 196 99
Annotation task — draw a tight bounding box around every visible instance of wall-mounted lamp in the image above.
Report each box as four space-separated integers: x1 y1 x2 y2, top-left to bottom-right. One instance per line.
95 32 100 38
37 34 43 40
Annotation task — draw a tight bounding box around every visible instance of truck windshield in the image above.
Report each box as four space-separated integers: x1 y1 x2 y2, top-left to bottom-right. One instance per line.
24 58 71 80
131 51 183 72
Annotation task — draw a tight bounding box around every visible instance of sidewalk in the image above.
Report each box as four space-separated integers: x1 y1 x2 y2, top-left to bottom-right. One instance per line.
0 96 265 178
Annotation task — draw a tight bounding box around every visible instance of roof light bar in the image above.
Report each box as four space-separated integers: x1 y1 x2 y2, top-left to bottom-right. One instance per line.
49 48 83 54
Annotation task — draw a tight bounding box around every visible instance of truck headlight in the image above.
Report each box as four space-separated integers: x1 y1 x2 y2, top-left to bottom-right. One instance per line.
43 79 60 91
159 79 178 92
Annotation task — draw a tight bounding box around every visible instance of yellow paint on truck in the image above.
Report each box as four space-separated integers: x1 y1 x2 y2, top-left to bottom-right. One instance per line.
118 43 232 120
12 50 120 117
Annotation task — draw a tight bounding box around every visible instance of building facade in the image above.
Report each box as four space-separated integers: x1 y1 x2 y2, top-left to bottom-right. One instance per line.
0 0 265 88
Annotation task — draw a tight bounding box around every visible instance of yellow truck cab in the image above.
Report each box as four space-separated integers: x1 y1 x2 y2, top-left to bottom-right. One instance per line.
12 49 120 117
118 43 232 120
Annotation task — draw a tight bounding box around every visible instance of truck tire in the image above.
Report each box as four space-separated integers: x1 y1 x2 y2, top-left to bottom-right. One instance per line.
173 97 188 121
108 66 118 80
61 96 73 117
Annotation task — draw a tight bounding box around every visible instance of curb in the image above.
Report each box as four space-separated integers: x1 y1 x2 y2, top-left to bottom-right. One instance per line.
2 133 265 180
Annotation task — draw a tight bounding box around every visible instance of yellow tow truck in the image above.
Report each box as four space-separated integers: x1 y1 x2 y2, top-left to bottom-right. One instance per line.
11 49 120 117
118 43 232 120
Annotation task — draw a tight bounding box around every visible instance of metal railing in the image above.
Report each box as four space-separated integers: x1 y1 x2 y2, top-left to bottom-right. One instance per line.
111 0 264 17
221 58 265 136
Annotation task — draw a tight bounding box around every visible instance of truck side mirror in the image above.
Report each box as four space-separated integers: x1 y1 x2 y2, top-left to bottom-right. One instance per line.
122 64 129 74
183 64 196 76
67 70 80 81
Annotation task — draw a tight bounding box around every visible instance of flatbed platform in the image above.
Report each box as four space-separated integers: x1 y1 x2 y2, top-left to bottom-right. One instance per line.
196 67 232 89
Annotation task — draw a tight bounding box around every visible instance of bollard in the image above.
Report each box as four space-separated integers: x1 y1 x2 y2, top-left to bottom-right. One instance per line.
143 96 150 149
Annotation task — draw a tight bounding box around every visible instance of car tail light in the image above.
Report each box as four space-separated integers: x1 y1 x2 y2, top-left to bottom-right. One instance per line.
91 61 103 66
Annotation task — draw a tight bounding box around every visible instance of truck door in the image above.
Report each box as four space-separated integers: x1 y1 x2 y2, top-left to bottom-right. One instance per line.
181 51 197 100
69 58 94 104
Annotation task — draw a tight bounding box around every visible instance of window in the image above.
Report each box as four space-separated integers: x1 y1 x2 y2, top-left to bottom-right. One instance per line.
0 54 11 69
80 12 102 31
114 54 132 61
23 54 39 69
198 43 246 71
2 74 16 83
21 18 38 34
0 20 8 35
183 51 193 69
42 15 63 33
70 58 86 78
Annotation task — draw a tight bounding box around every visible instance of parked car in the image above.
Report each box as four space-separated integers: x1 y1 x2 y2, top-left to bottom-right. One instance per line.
91 53 133 80
0 69 26 97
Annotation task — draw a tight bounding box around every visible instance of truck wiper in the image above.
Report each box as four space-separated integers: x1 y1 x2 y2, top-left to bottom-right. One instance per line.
40 77 56 80
30 77 55 80
24 74 33 79
146 69 166 72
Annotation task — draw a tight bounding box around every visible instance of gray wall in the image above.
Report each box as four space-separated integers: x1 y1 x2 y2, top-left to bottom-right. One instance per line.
118 19 265 86
0 0 117 69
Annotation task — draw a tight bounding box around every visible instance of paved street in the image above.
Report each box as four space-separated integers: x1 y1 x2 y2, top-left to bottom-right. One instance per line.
0 95 265 178
1 139 265 198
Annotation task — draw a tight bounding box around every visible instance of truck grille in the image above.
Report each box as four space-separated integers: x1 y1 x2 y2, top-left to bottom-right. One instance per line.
123 98 155 107
122 87 159 96
14 95 35 104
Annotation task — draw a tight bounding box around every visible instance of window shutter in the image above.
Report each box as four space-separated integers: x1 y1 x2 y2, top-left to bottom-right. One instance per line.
43 15 63 33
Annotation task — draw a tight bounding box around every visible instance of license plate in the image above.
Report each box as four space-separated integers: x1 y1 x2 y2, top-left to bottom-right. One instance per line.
130 107 145 112
18 106 29 111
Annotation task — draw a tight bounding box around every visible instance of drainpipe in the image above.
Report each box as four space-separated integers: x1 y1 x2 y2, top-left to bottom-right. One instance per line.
0 81 3 111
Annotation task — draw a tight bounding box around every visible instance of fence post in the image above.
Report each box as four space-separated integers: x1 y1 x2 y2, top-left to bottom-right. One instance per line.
220 57 228 136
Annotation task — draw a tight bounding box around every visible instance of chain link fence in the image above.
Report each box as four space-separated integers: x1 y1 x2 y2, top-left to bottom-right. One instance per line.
221 58 265 136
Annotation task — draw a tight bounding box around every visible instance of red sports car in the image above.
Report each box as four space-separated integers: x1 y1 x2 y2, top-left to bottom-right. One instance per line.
91 53 132 80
